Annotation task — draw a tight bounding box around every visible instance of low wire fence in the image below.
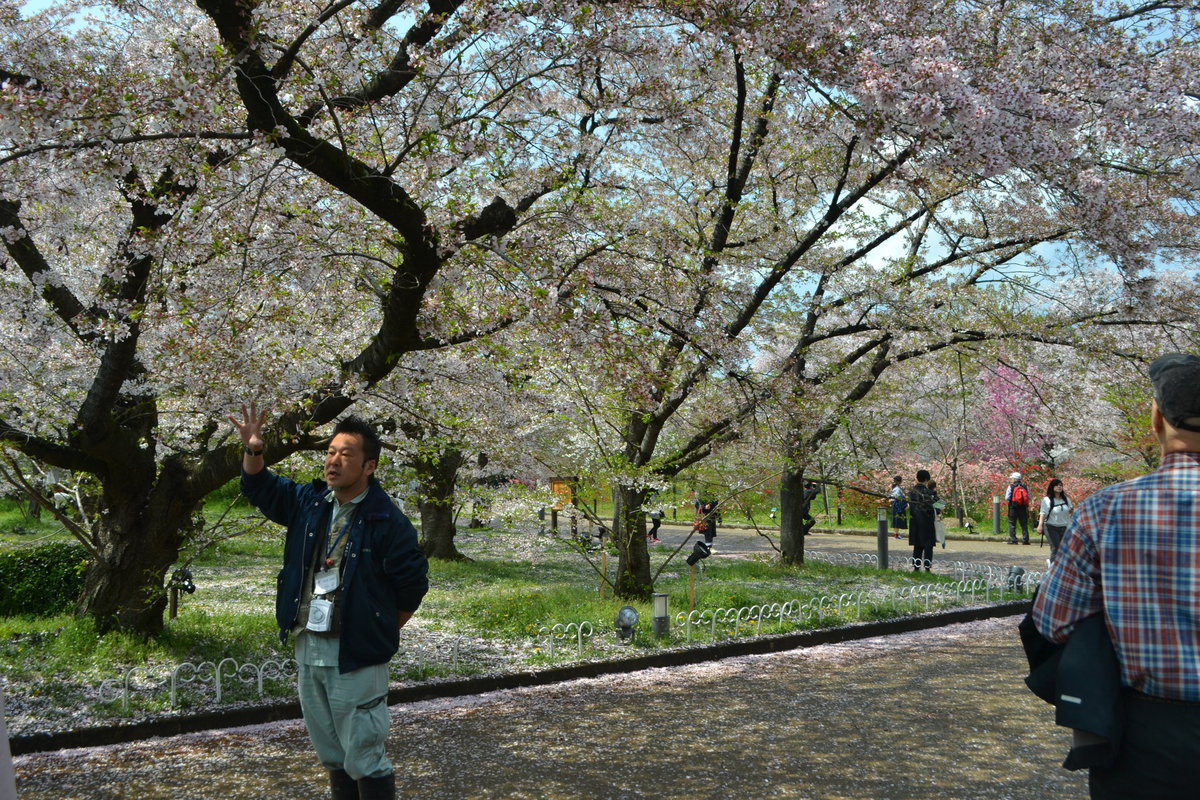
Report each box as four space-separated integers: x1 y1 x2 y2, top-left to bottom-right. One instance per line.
99 657 299 712
93 553 1040 715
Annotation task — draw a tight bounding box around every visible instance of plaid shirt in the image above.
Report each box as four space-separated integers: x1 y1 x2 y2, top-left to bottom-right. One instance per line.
1033 451 1200 701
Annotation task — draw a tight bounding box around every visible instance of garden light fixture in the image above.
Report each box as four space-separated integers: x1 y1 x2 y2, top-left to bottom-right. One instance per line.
615 606 639 643
652 593 669 638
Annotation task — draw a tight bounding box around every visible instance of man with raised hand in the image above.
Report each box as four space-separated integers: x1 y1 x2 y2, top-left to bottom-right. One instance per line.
1033 354 1200 798
231 404 428 800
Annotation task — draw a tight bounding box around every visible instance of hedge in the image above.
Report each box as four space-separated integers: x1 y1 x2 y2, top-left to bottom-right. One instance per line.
0 542 87 617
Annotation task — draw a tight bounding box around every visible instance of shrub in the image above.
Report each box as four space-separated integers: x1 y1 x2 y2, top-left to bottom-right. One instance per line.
0 542 87 616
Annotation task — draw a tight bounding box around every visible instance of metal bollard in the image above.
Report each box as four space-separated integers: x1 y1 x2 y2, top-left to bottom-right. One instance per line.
876 506 889 570
993 494 1001 537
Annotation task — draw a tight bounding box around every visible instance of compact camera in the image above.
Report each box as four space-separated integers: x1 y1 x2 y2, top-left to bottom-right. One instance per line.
306 597 334 632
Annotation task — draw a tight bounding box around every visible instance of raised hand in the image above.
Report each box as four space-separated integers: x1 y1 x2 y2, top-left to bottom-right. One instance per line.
228 402 268 452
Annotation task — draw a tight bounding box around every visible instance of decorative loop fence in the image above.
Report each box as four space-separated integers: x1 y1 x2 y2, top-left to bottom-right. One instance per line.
805 550 1047 588
99 657 298 712
672 577 997 643
95 554 1041 715
536 621 596 657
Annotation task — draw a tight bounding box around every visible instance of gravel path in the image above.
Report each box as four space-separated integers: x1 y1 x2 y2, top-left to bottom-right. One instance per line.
14 616 1082 800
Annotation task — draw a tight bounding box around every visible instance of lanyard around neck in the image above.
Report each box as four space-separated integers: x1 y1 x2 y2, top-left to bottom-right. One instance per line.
323 515 354 568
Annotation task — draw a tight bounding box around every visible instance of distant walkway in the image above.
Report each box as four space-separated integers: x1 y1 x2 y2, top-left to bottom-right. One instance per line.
15 617 1082 799
650 522 1055 571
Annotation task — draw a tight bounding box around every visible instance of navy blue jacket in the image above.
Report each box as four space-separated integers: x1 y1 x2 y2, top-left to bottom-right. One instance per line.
241 468 429 674
1021 609 1123 770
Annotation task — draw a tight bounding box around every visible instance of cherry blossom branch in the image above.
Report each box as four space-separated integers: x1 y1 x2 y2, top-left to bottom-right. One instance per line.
0 453 103 560
0 132 253 168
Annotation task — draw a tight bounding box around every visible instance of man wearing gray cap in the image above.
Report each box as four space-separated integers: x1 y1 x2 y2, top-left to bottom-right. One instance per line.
1005 471 1032 545
1033 353 1200 798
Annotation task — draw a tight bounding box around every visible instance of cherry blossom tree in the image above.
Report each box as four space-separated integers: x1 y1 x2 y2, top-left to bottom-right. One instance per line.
0 0 648 633
456 0 1200 590
967 361 1052 466
728 0 1200 564
3 0 1199 627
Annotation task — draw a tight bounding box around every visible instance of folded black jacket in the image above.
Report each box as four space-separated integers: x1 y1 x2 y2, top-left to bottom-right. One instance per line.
1020 606 1123 770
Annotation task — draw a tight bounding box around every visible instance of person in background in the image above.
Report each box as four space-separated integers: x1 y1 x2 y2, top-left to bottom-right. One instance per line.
1005 471 1032 545
1033 353 1200 798
697 496 719 551
646 500 664 543
230 405 429 800
908 470 937 572
799 480 821 537
889 475 907 540
1036 478 1073 561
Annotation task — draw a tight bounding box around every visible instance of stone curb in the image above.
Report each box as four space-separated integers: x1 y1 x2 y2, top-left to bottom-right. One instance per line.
10 600 1030 756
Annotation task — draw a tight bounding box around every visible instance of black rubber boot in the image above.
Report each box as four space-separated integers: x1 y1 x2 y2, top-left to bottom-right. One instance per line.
358 773 396 800
329 769 359 800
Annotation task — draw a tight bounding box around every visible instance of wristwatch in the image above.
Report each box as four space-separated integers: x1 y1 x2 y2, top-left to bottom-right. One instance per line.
244 446 264 456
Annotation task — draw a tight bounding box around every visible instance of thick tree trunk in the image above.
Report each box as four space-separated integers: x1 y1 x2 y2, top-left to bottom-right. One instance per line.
779 467 806 566
78 523 183 636
612 485 652 600
416 447 466 561
76 464 199 637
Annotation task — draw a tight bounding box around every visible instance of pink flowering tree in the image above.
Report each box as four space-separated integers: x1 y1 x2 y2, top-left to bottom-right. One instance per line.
967 363 1054 467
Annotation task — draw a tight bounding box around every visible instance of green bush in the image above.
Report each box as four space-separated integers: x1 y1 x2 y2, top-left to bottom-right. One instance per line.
0 542 87 616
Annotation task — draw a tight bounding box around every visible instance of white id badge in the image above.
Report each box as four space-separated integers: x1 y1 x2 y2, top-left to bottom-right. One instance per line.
313 569 340 596
306 597 334 632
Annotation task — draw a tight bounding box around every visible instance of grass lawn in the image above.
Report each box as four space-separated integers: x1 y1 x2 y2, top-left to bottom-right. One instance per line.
1 510 1021 736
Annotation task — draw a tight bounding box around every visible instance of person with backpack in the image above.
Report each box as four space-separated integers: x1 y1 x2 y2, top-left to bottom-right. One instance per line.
696 496 719 551
1031 353 1200 796
1006 471 1032 545
1036 478 1073 560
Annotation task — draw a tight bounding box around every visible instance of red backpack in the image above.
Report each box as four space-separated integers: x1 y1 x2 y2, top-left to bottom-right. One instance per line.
1012 484 1029 507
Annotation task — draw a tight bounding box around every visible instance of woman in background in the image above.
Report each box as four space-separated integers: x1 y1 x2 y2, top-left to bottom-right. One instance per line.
1037 478 1073 560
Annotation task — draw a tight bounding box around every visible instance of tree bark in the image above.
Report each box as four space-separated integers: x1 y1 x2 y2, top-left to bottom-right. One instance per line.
779 467 806 566
75 454 202 637
77 519 186 636
416 447 466 560
612 485 652 600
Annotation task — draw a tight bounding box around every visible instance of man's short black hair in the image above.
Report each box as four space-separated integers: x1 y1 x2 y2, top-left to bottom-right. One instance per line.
332 415 382 463
916 469 931 483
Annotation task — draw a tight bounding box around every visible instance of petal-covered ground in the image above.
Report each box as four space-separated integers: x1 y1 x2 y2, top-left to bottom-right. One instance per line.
15 616 1083 799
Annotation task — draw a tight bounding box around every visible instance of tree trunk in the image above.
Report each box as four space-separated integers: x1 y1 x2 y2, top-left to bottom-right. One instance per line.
779 467 806 566
416 447 467 560
78 523 184 636
612 484 652 600
76 464 200 637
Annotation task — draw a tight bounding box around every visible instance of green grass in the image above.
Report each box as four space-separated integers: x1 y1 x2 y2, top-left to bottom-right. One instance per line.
0 499 72 544
0 543 1007 680
0 610 284 682
0 525 1027 730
